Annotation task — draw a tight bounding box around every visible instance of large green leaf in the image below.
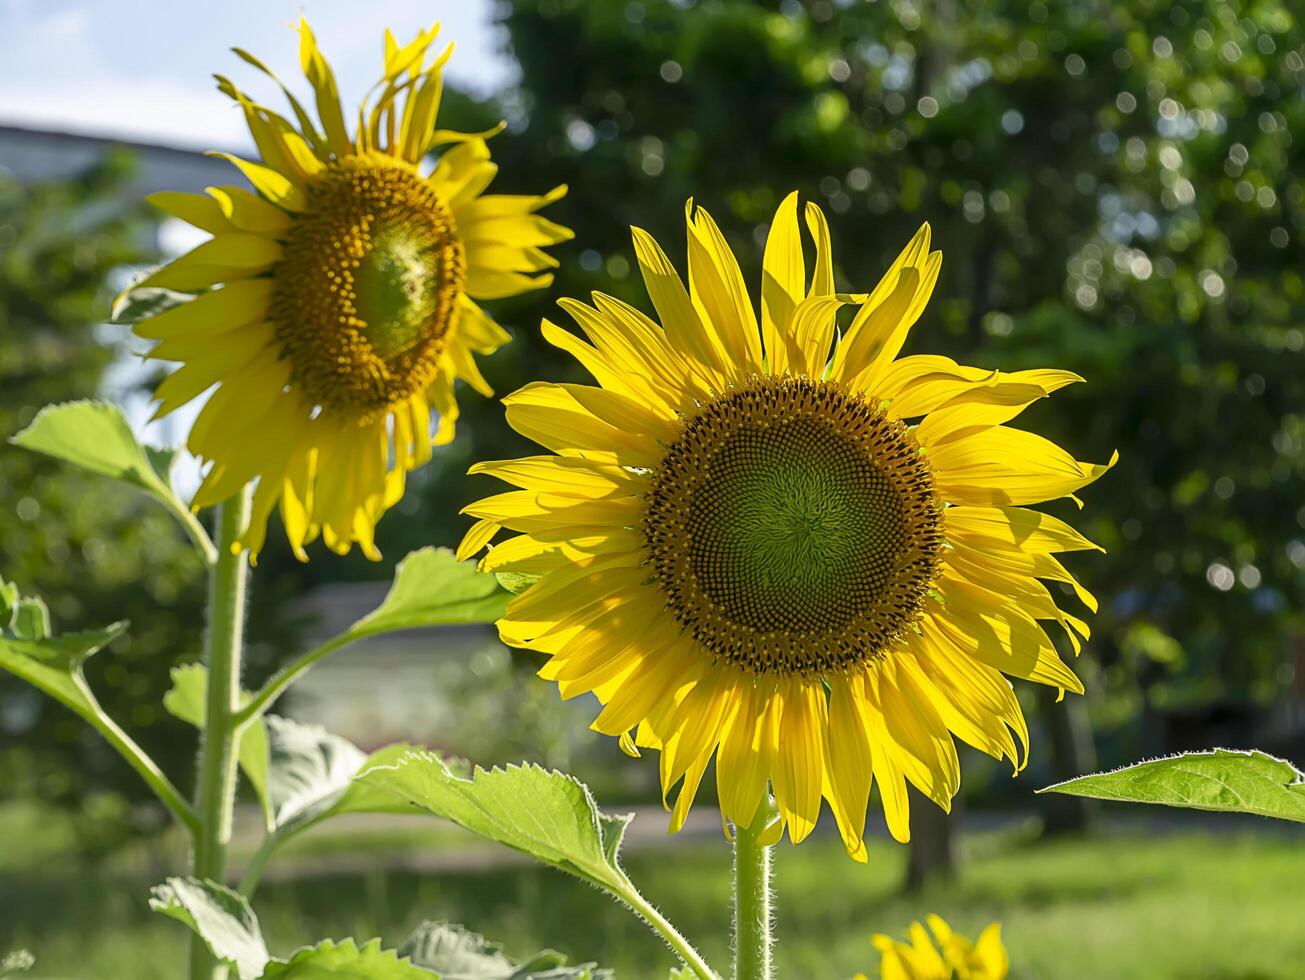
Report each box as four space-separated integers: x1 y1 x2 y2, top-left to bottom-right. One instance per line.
150 877 270 980
11 401 174 501
399 921 608 979
342 548 511 641
241 725 419 895
1040 748 1305 823
164 664 270 819
356 756 717 978
9 401 212 560
264 719 418 834
358 752 634 895
258 940 436 979
265 715 368 828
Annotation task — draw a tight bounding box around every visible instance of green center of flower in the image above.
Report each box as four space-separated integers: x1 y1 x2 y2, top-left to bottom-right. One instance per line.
643 376 943 676
271 159 465 415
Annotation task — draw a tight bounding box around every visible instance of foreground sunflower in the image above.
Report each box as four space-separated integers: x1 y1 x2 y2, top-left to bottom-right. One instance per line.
461 193 1111 857
130 20 569 559
858 915 1009 980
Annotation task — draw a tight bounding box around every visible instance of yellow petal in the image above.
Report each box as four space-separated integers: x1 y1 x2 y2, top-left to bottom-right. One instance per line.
715 681 776 830
861 674 911 844
831 223 940 385
148 191 233 235
944 505 1104 554
457 518 500 561
209 152 307 211
760 191 804 373
297 17 351 155
206 185 293 234
930 427 1116 507
630 224 726 385
502 382 666 466
135 281 273 342
457 298 512 354
875 657 960 810
468 455 636 498
149 321 274 417
686 202 763 377
465 266 553 300
770 679 825 843
824 676 874 857
431 138 494 204
928 590 1085 694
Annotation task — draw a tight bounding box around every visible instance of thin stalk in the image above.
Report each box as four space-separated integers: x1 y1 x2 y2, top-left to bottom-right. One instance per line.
170 499 219 566
232 633 353 727
77 676 198 832
619 880 719 980
189 487 252 980
732 797 777 980
237 833 277 898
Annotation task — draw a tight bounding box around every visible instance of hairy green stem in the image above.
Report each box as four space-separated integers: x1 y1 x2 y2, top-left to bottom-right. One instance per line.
189 488 251 980
733 797 777 980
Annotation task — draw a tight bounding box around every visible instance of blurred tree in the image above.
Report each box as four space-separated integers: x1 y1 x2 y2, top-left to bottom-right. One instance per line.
414 0 1305 872
0 154 294 852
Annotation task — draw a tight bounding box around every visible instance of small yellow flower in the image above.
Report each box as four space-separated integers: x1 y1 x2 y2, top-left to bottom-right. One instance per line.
132 20 570 560
863 915 1009 980
462 193 1111 856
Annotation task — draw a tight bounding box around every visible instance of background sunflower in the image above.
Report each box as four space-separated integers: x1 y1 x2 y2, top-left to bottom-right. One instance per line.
128 20 570 560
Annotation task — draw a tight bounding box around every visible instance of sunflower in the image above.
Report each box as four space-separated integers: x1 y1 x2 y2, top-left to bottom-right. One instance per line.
130 20 570 559
460 193 1112 857
858 915 1009 980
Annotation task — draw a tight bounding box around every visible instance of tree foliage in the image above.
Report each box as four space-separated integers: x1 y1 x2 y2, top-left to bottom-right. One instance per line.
446 0 1305 726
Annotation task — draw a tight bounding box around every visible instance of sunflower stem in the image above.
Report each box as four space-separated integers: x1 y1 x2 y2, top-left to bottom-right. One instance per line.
732 796 777 980
188 487 251 980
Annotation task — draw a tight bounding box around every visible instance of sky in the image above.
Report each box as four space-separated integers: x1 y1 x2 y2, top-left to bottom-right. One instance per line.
0 0 516 150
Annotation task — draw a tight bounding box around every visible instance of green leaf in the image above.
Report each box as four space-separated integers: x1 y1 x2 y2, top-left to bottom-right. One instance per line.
493 571 540 596
11 597 51 641
258 939 436 979
0 577 18 629
111 285 193 323
0 576 194 826
342 548 511 641
11 400 174 497
165 664 270 819
358 752 634 895
236 726 420 895
358 756 711 979
9 401 214 562
0 572 125 717
1039 748 1305 823
263 721 421 839
149 877 270 980
0 950 35 977
0 621 128 722
399 921 609 979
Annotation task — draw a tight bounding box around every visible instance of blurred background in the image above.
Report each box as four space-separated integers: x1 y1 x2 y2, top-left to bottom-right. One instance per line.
2 0 1304 976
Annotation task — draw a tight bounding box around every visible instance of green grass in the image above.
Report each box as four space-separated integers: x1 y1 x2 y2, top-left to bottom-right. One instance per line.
5 825 1305 978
